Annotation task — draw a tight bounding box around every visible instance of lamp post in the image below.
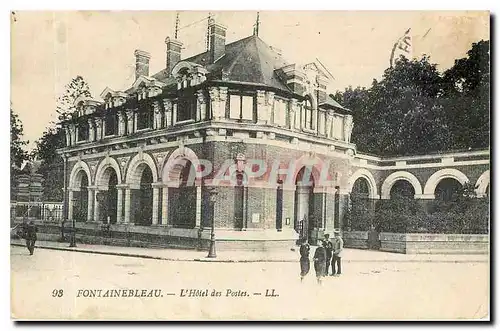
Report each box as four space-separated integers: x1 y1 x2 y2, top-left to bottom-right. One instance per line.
206 186 218 258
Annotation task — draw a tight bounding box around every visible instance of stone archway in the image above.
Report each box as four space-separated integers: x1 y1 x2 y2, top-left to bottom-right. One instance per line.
124 153 159 225
162 146 202 228
68 161 92 222
347 168 379 199
475 170 490 198
95 158 122 224
423 168 469 199
381 171 422 199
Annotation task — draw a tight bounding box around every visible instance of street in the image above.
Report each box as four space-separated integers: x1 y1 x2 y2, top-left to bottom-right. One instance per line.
10 246 489 320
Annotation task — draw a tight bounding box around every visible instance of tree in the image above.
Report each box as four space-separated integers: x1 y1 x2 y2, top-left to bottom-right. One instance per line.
335 56 450 156
333 40 490 156
11 107 29 200
10 107 28 169
31 126 65 201
32 76 93 201
441 40 490 150
56 75 92 118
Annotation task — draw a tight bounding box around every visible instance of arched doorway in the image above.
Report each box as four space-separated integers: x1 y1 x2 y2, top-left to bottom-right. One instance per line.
390 180 415 199
74 170 89 222
133 166 153 226
99 169 118 224
435 178 462 202
169 160 197 228
294 167 315 241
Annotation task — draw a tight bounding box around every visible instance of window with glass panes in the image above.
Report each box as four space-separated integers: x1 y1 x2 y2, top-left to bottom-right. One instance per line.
104 112 118 136
136 105 153 130
177 95 197 122
77 120 89 141
229 93 255 121
274 98 287 127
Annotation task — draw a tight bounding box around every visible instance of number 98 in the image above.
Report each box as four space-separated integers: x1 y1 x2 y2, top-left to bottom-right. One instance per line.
52 289 63 297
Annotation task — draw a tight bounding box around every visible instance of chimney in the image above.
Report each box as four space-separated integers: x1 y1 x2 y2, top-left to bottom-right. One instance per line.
208 18 227 63
134 49 151 80
165 37 183 77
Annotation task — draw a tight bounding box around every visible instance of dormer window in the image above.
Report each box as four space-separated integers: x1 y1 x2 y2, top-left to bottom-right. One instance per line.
77 120 89 142
104 112 118 136
177 93 197 122
136 104 153 130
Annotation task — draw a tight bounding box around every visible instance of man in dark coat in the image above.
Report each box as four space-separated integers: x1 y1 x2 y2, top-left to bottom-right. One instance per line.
313 243 327 285
299 239 310 282
25 221 38 255
322 234 334 276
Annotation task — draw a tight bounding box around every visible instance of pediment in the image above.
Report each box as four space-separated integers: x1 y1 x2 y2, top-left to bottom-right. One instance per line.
130 76 166 91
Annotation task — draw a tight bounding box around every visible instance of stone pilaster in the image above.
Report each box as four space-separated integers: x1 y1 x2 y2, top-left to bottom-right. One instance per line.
124 188 131 223
172 103 178 125
288 99 297 130
256 90 267 124
161 187 169 225
117 111 126 136
219 87 228 119
265 91 275 124
163 99 172 128
116 186 124 223
94 118 103 140
69 124 77 145
126 109 134 135
195 186 202 228
153 100 162 130
87 189 94 222
209 87 219 120
326 111 333 138
88 119 95 141
344 114 353 143
197 90 207 122
152 183 162 225
93 189 100 222
67 189 74 220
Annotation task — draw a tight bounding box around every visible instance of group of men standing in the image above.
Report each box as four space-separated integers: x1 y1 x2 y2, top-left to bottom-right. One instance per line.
299 230 344 284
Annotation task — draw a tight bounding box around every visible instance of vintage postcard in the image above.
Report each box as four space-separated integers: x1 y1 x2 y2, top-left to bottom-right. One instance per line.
10 10 490 321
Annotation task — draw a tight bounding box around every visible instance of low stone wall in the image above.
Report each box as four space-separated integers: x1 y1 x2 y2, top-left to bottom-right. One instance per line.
343 231 369 249
379 233 489 254
13 220 298 252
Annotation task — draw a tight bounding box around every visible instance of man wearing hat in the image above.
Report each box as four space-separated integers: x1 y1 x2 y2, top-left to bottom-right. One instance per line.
332 229 344 276
322 234 334 276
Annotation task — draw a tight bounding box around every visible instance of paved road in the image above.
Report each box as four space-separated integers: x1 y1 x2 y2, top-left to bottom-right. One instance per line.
11 246 489 320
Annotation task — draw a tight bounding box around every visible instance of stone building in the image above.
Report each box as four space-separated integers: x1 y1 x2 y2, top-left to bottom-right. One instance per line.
58 19 490 249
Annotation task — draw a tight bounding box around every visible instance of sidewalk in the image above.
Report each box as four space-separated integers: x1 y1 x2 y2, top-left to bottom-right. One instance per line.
10 239 489 263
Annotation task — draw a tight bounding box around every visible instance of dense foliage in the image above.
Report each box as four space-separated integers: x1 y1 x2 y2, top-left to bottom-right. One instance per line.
334 40 490 156
30 76 93 201
346 183 489 234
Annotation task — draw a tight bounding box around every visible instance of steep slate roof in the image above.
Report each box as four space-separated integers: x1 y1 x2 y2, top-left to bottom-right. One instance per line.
321 94 351 113
152 34 292 92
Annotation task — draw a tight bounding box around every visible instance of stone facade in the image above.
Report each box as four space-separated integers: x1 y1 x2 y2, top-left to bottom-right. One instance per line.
57 20 490 250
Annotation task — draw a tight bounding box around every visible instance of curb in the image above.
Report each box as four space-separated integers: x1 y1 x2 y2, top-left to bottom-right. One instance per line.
11 243 488 264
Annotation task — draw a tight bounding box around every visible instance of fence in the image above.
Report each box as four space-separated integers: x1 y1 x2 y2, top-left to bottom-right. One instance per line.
10 201 64 223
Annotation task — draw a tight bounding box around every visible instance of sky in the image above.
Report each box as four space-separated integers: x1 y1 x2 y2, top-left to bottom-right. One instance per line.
10 10 489 150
